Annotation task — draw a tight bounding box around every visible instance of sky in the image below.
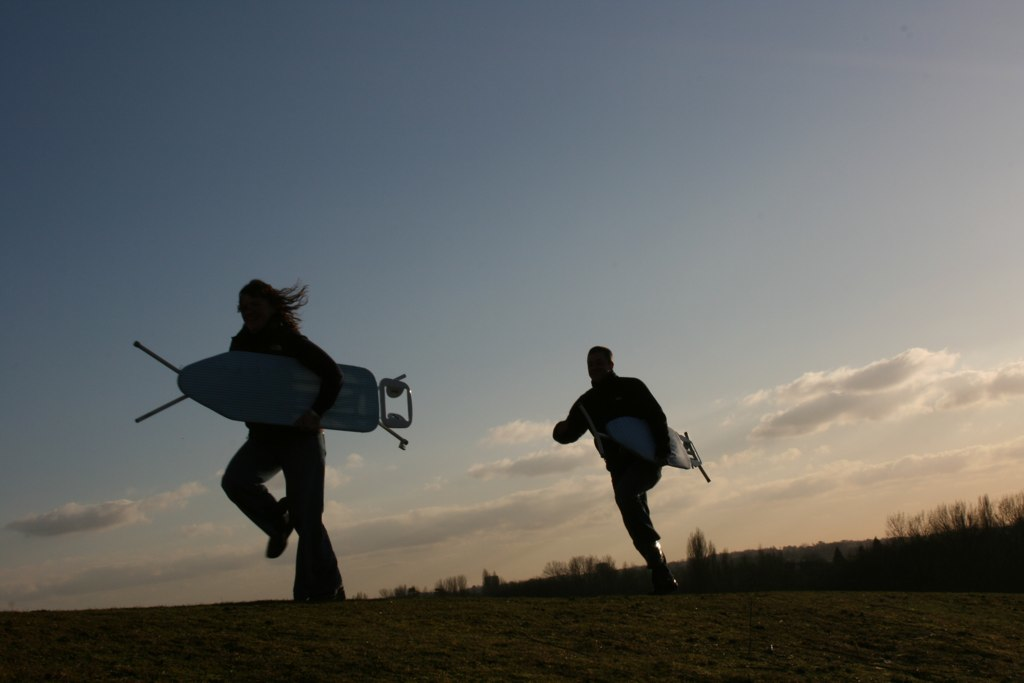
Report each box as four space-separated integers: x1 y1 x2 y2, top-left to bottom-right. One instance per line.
2 1 1023 610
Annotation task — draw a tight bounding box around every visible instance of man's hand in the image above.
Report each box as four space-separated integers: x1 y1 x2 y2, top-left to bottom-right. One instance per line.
552 421 569 442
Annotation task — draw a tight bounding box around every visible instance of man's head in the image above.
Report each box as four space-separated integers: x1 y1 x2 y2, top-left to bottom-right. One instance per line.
587 345 614 383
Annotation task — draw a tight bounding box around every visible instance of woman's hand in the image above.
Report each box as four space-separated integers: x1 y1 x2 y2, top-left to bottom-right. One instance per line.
294 410 322 432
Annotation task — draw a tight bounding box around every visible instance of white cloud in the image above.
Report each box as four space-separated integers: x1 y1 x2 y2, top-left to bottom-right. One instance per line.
325 465 351 489
180 522 233 538
845 436 1024 487
5 482 206 537
5 435 1019 609
423 476 447 492
747 349 1024 439
468 443 592 479
736 471 840 504
332 477 608 556
323 454 365 489
747 348 957 406
0 477 615 608
930 361 1024 410
480 419 555 446
712 436 1024 511
0 547 255 604
145 482 206 510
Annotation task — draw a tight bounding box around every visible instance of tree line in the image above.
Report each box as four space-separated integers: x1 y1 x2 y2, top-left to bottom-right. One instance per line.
373 490 1024 598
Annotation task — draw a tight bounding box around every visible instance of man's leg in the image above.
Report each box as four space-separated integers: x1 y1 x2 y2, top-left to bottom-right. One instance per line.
283 433 342 602
612 463 662 561
612 463 678 593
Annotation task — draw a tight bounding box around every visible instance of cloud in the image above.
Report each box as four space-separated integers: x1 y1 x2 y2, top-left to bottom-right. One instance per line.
0 547 256 604
468 443 592 479
1 477 615 607
737 471 840 504
930 361 1024 411
332 477 608 556
745 348 957 407
714 436 1024 511
325 465 351 489
423 476 447 492
751 389 909 439
323 454 366 489
747 349 1024 439
5 483 206 537
480 420 555 446
471 419 585 478
180 522 232 538
846 436 1024 487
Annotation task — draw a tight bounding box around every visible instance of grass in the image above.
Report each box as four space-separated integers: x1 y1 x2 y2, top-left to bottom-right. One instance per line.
2 592 1022 681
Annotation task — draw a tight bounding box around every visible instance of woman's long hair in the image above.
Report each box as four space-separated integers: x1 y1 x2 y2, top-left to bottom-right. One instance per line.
239 279 309 333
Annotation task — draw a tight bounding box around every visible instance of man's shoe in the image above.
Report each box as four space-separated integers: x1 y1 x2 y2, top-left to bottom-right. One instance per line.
265 498 292 559
652 564 678 595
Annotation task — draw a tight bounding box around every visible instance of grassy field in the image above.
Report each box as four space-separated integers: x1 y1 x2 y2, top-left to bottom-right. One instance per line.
2 592 1022 681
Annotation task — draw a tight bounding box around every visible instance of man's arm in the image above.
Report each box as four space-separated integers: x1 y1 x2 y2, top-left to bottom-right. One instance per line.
553 401 588 444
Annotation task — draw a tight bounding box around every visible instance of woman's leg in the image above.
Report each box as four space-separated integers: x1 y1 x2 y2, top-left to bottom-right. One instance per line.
283 432 342 601
221 436 287 539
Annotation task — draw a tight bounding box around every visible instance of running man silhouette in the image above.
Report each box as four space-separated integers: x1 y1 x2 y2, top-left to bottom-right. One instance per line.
553 346 678 594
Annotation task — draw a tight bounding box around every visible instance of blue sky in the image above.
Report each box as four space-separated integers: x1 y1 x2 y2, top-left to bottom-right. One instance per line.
3 1 1023 609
